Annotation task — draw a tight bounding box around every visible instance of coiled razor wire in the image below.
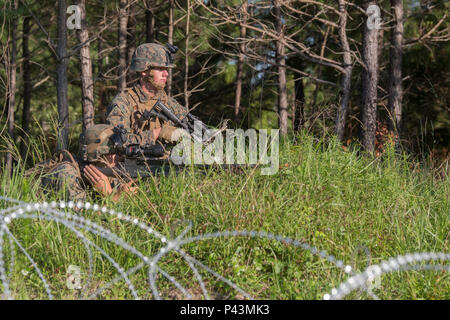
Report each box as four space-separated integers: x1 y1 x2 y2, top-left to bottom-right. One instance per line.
0 196 448 300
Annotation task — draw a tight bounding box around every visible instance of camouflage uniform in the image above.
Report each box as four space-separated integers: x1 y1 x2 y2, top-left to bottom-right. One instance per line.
39 150 87 201
40 158 124 202
106 43 188 145
34 125 123 202
106 83 187 145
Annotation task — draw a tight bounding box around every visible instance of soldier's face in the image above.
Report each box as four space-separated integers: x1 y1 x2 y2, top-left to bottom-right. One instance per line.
151 67 168 87
142 67 168 91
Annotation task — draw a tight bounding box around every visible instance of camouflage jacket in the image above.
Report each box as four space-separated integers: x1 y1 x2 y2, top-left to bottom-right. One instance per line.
35 150 122 202
106 83 188 145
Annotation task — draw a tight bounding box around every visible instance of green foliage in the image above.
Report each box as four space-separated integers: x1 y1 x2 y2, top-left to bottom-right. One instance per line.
0 0 448 298
1 0 448 163
1 133 448 299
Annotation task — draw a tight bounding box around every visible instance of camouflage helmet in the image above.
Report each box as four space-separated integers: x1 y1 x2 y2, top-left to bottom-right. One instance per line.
130 43 176 72
83 124 115 162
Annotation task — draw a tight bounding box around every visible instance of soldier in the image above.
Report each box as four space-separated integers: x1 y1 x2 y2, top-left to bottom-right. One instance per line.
32 124 136 203
106 43 189 148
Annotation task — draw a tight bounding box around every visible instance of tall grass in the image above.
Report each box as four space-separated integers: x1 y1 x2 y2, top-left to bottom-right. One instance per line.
0 132 448 299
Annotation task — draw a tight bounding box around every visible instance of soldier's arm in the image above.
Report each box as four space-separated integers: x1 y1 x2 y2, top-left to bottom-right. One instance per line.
154 97 189 142
83 164 113 196
149 117 162 141
106 98 142 144
41 162 87 202
83 165 137 202
106 94 131 128
158 122 179 142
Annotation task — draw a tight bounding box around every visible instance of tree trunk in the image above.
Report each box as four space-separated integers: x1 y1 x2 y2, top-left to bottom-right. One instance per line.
6 0 18 173
335 0 353 141
293 76 305 132
167 0 174 96
20 16 32 159
184 0 191 109
361 0 380 153
311 27 330 117
118 0 128 91
56 0 69 151
234 2 247 123
77 0 95 132
97 37 107 123
275 0 288 136
388 0 403 136
377 28 384 62
127 1 136 85
145 0 156 43
98 37 103 76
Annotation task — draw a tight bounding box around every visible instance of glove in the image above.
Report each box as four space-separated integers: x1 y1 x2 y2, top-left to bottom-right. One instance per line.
169 128 191 143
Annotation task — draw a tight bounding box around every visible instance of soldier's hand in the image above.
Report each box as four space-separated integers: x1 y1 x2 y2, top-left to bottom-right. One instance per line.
153 127 161 141
83 165 113 196
169 128 190 143
119 181 138 195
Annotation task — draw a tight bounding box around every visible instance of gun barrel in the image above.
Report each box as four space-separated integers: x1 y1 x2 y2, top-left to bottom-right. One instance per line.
154 100 189 131
96 162 256 179
147 109 169 122
154 100 206 144
96 162 172 179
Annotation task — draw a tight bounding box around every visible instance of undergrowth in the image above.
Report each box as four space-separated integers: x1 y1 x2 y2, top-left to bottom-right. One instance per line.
0 133 448 299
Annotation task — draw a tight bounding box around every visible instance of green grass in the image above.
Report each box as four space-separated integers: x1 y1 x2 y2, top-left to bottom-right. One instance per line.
0 133 448 299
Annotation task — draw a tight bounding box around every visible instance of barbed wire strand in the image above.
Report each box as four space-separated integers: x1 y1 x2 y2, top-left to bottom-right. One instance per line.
0 197 448 300
177 248 254 300
2 213 139 299
0 198 199 299
1 226 54 299
324 252 450 300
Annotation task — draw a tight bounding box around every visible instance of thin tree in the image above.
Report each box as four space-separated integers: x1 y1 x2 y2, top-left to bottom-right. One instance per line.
127 0 136 85
311 26 331 116
97 36 107 122
167 0 174 96
20 16 32 158
361 0 380 153
56 0 69 151
145 0 156 43
77 0 95 132
6 0 18 173
234 1 248 123
335 0 353 141
274 0 288 136
388 0 403 137
293 74 305 132
184 0 191 109
118 0 128 91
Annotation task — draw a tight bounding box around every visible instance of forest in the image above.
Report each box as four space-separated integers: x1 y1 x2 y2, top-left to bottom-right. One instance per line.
0 1 448 301
0 0 448 170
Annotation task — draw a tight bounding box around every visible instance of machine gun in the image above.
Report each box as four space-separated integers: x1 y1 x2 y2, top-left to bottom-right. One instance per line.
91 109 250 179
92 124 253 179
140 99 211 145
80 124 171 179
108 124 166 160
89 123 199 179
95 159 254 180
